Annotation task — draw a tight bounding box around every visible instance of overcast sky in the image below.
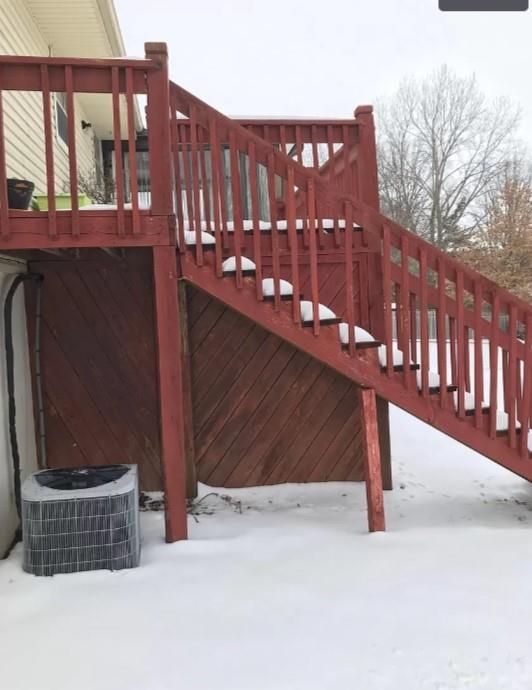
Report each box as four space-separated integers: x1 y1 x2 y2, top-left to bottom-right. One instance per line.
115 0 532 144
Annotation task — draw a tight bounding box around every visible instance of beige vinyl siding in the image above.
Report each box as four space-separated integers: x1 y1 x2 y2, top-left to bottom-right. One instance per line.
0 0 97 196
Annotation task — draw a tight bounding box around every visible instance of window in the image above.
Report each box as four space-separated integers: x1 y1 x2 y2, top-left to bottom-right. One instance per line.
55 93 68 146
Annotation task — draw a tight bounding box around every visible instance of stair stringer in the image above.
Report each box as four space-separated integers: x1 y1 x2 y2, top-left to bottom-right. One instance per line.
182 253 532 482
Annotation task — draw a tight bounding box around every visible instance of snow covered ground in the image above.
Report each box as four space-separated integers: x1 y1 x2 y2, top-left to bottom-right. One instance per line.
2 406 532 690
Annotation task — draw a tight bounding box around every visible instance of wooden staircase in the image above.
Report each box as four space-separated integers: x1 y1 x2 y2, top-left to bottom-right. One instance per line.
0 45 528 543
170 80 532 488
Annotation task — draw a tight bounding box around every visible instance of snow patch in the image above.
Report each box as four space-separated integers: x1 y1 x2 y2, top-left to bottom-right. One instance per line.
222 256 256 272
300 301 337 322
261 278 293 297
338 323 375 345
184 230 215 245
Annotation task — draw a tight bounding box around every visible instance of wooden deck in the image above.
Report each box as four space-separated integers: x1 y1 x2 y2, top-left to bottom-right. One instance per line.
0 42 529 543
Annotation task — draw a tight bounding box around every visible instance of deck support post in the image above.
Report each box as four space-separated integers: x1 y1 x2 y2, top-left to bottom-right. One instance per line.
360 386 386 532
178 280 198 499
153 245 188 542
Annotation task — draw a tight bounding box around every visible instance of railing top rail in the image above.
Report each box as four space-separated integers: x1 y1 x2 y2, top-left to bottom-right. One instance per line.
176 116 359 144
232 117 359 126
0 55 157 69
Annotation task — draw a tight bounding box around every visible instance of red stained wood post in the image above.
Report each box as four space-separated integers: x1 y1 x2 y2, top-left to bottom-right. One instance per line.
146 42 187 540
354 106 385 343
360 386 386 532
153 245 188 542
145 43 174 237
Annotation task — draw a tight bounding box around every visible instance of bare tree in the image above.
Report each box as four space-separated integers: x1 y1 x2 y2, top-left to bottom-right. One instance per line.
455 159 532 302
377 65 521 250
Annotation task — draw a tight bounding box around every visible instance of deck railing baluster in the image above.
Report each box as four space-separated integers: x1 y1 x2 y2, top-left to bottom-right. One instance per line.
400 235 411 388
40 64 56 239
248 141 263 300
308 178 320 336
125 67 140 236
456 271 466 418
208 118 223 276
267 152 281 310
65 65 79 237
344 202 356 357
382 225 394 376
111 66 125 237
489 294 500 439
229 130 244 289
419 247 429 398
508 304 518 448
473 281 484 429
170 97 185 250
520 314 531 458
189 107 204 265
437 258 448 408
286 167 300 324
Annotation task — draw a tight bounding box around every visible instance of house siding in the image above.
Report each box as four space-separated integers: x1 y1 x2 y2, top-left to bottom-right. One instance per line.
0 0 97 196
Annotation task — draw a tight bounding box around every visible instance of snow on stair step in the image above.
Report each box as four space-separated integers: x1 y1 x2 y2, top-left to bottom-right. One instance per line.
262 278 293 297
184 230 215 246
183 219 362 233
416 370 444 390
222 256 256 273
338 323 375 345
300 301 337 322
378 344 408 368
495 410 532 450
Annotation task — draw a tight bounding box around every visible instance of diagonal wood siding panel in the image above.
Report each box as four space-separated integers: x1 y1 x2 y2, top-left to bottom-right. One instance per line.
25 248 390 492
187 286 389 488
26 249 162 490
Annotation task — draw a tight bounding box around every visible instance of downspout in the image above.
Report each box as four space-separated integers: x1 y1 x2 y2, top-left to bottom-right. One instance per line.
3 272 45 523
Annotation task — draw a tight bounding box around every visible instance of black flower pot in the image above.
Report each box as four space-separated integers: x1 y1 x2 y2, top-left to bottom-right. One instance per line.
7 178 35 210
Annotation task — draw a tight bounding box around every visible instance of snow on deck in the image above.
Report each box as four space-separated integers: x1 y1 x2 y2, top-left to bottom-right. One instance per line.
2 407 532 690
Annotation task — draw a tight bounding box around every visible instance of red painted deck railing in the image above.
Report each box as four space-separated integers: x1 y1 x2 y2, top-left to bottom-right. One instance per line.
170 79 531 470
0 45 174 249
177 116 360 190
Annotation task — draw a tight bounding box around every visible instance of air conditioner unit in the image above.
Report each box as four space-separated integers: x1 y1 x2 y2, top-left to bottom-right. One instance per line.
21 464 140 576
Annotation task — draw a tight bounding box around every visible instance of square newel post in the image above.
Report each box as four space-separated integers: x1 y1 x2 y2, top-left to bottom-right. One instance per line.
145 42 173 228
354 105 385 344
359 386 386 532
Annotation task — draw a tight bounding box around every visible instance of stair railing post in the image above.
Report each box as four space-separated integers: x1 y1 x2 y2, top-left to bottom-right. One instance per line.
145 42 174 240
354 105 385 343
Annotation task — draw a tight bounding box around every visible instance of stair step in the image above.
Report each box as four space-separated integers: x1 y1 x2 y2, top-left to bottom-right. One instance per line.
341 340 382 351
428 384 458 394
223 269 256 277
496 427 525 438
184 219 364 235
302 317 343 327
380 363 421 373
263 293 304 303
464 406 491 416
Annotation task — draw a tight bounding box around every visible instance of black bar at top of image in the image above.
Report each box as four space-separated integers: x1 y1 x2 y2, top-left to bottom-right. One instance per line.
440 0 528 9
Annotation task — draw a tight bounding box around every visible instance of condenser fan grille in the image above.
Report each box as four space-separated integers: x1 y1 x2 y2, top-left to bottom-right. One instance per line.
35 465 129 490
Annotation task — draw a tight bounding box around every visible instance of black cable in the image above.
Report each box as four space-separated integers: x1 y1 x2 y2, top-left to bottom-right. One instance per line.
4 272 43 522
